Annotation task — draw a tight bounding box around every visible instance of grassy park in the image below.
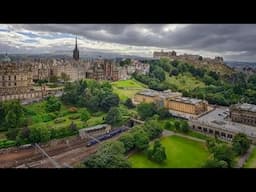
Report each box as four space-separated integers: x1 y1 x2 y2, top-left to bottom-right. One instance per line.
129 135 210 168
111 79 147 101
165 72 206 92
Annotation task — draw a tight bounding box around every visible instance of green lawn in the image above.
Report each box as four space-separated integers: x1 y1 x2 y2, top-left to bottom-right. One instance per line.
165 72 205 92
129 135 210 168
244 146 256 168
111 79 147 88
112 79 147 101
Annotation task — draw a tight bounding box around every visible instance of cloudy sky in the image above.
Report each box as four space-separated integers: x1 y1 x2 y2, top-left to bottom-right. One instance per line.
1 24 256 61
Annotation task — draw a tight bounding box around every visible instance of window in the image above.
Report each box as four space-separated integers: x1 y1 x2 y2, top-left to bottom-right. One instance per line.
14 82 16 86
8 76 11 80
2 76 4 81
14 75 16 80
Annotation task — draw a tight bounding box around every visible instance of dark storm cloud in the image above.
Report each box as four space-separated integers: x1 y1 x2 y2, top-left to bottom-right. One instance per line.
5 24 256 61
11 24 256 53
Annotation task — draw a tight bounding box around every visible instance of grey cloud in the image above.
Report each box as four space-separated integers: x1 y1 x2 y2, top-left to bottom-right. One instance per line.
4 24 256 61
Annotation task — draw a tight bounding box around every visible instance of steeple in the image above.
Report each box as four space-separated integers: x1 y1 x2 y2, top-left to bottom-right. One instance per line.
73 36 79 61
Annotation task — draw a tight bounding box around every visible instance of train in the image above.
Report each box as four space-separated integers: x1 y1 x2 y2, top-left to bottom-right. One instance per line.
86 126 128 147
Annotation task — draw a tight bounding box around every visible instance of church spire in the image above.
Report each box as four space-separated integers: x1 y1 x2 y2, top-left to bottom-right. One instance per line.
75 36 77 49
73 36 79 61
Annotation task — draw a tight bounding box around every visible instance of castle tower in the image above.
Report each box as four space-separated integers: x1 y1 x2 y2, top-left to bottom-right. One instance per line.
73 36 79 61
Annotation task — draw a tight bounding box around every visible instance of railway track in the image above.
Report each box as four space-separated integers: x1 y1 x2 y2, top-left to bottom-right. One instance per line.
1 127 129 168
0 137 89 168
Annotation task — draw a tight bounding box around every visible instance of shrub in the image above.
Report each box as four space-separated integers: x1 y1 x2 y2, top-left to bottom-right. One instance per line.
0 140 17 149
69 114 80 120
54 118 66 124
41 113 57 122
6 128 19 140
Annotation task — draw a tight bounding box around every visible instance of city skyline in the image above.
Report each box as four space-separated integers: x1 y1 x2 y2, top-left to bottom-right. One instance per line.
1 24 256 61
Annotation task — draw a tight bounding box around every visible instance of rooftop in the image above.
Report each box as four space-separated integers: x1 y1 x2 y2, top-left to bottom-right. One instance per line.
232 103 256 113
196 107 256 137
170 97 204 105
137 89 159 97
79 124 109 132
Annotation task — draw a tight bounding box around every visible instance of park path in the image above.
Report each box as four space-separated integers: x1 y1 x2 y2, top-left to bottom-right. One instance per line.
162 130 206 143
236 145 254 168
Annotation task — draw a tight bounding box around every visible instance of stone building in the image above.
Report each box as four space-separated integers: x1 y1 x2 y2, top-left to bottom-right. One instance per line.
0 59 42 102
133 89 208 115
230 103 256 126
166 97 208 115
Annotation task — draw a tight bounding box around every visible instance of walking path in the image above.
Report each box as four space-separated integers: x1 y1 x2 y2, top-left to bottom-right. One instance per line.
236 145 254 168
162 130 206 143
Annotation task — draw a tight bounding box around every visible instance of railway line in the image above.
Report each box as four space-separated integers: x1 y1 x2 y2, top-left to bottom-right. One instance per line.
0 126 130 168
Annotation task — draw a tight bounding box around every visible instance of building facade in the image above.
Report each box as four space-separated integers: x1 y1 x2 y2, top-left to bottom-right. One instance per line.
230 103 256 126
166 97 208 115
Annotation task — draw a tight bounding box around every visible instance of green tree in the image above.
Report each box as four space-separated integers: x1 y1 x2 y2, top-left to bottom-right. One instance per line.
80 109 90 123
45 96 61 112
100 93 120 112
84 141 131 168
28 127 51 143
144 119 163 140
212 144 235 168
124 98 135 109
134 130 149 151
203 159 228 168
137 103 157 120
232 133 250 155
105 107 122 125
69 121 77 132
147 140 167 163
151 67 166 82
157 107 171 119
119 133 135 152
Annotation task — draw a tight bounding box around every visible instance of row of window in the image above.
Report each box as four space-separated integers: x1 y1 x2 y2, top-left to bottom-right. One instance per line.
192 125 233 139
232 117 256 125
2 82 17 87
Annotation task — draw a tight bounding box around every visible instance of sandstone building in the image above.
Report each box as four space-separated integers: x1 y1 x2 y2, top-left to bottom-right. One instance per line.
230 103 256 126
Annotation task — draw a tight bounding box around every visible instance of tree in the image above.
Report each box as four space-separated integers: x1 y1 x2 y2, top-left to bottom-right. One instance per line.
84 141 131 168
69 121 77 132
45 96 61 112
5 111 17 129
80 109 90 123
60 72 70 82
170 69 179 76
203 159 228 168
28 127 51 143
134 130 149 151
119 133 135 152
144 120 163 140
100 93 120 112
212 144 235 168
157 107 171 119
124 98 135 109
179 120 189 133
147 140 167 163
105 107 122 125
232 133 250 155
151 67 166 82
137 103 157 120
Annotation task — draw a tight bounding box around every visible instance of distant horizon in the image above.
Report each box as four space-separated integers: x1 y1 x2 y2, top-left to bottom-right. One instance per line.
2 24 256 62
